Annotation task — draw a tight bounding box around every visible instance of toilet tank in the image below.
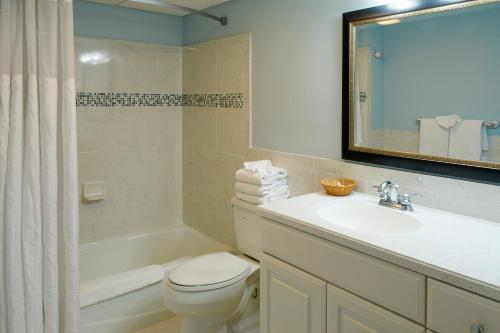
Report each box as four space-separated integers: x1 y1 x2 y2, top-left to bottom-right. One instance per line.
232 198 262 261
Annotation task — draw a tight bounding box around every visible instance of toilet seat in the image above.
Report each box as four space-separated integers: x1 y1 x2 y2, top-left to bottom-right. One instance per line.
168 252 251 292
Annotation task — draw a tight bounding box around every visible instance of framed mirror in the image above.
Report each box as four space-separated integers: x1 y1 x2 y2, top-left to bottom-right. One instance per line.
342 0 500 184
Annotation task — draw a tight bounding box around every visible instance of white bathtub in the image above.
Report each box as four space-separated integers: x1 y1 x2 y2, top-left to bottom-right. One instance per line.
80 226 232 333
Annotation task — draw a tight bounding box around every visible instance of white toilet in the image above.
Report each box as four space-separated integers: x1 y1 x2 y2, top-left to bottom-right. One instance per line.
163 198 262 333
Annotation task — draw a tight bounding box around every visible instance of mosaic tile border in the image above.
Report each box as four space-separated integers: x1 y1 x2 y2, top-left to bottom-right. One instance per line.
183 93 244 108
76 93 181 107
76 92 244 108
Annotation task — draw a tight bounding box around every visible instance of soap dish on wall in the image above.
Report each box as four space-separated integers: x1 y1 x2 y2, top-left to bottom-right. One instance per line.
320 178 356 196
82 181 107 201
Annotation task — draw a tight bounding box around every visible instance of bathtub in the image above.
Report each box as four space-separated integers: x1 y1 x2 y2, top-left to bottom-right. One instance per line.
80 226 232 333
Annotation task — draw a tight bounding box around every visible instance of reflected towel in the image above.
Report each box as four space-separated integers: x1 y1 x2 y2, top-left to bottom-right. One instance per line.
235 168 287 185
449 120 487 161
236 190 290 205
418 118 449 157
235 181 288 196
435 114 463 130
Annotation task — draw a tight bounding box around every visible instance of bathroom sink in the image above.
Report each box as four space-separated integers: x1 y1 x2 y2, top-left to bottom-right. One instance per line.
315 200 421 234
259 192 500 300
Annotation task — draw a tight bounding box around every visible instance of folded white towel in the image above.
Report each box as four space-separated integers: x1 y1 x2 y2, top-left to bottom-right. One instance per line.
243 160 286 175
235 181 288 196
236 190 290 205
235 168 287 185
435 114 463 130
244 160 272 173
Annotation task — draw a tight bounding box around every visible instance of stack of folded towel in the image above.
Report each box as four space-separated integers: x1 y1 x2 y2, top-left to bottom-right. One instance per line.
234 160 290 205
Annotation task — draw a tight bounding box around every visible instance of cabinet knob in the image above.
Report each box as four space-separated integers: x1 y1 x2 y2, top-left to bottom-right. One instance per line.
471 324 485 333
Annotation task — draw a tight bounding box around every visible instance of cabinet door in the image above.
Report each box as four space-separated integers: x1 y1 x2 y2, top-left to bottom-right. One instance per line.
327 284 425 333
260 253 326 333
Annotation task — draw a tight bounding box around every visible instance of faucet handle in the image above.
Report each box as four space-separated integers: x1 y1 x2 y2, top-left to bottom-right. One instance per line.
400 193 420 204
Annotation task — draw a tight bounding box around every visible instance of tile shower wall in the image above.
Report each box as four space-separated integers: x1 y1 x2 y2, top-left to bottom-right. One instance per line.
182 33 252 247
181 35 500 247
76 37 183 244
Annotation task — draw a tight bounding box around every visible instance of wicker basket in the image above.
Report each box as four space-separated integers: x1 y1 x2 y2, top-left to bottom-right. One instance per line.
320 178 356 196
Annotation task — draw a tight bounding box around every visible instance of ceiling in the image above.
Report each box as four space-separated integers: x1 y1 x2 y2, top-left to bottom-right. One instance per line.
84 0 231 16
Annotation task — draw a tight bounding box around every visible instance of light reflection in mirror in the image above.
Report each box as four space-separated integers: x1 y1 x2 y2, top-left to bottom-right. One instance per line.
79 51 110 65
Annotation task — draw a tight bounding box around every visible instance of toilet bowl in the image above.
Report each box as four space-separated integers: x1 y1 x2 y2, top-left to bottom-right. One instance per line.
163 199 262 333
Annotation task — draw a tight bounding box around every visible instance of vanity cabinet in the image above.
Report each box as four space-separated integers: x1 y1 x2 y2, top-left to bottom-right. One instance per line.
260 253 326 333
327 284 424 333
260 218 500 333
261 219 426 323
260 252 424 333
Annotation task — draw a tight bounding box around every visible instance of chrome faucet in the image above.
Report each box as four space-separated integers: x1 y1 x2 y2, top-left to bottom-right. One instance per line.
375 181 417 212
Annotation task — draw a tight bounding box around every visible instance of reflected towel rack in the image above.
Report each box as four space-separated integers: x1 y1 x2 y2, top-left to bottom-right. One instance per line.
483 120 500 129
416 119 500 129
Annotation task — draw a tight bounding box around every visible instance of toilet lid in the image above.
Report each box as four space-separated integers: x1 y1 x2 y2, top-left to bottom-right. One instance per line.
168 252 251 291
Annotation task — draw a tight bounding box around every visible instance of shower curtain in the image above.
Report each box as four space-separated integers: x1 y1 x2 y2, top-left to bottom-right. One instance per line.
0 0 79 332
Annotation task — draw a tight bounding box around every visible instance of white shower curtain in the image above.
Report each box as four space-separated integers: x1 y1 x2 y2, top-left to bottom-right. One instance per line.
0 1 79 333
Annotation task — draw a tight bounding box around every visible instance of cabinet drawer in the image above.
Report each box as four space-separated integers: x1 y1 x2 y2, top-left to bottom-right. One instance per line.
262 219 426 323
427 279 500 333
328 284 425 333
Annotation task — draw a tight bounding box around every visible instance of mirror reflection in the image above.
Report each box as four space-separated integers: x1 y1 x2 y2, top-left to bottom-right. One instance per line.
353 2 500 164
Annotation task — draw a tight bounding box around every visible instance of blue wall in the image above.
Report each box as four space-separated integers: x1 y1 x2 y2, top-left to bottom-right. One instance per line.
183 0 386 159
73 0 183 46
360 6 500 135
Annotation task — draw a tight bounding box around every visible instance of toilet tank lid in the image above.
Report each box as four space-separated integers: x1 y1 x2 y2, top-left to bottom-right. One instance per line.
231 197 258 212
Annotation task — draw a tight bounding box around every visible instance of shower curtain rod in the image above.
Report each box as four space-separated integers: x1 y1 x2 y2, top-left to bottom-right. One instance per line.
113 0 227 25
158 1 228 25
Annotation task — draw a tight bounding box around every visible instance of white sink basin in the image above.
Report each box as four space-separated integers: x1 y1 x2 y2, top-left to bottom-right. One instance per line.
315 200 421 234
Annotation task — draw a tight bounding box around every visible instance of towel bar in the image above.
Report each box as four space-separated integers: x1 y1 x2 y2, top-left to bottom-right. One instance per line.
416 119 499 129
483 120 500 129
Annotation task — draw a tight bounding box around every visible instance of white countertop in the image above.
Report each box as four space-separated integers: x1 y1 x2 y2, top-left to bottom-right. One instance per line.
258 192 500 302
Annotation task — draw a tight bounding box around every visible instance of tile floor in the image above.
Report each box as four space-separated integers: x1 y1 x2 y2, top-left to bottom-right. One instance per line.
133 316 182 333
